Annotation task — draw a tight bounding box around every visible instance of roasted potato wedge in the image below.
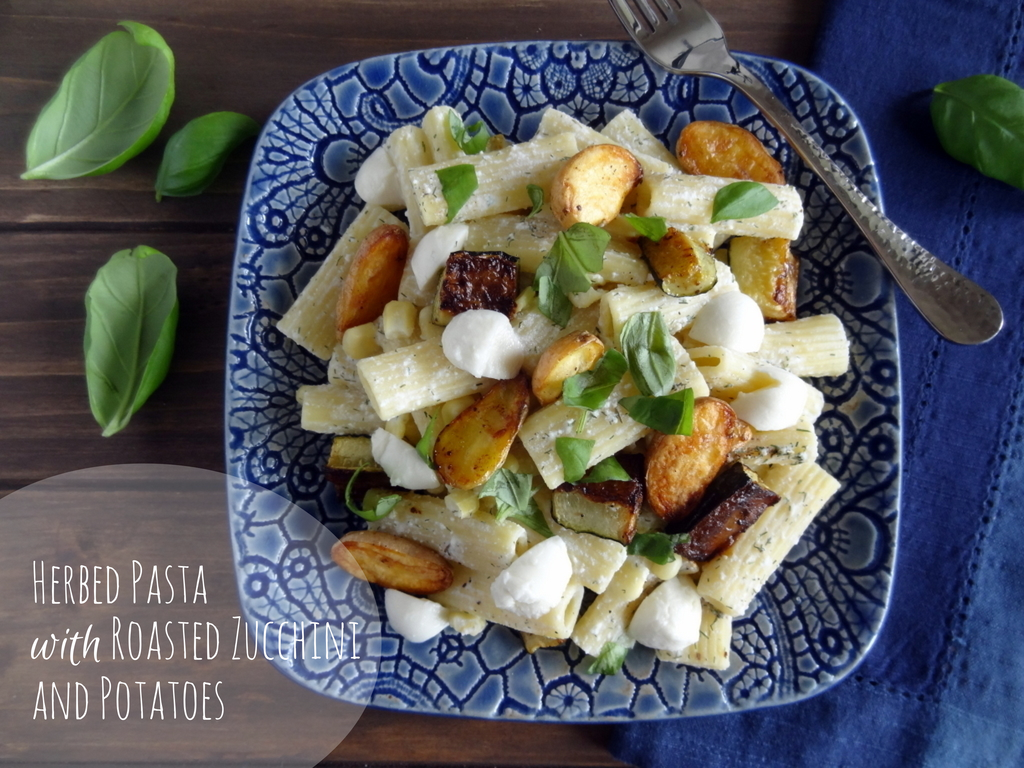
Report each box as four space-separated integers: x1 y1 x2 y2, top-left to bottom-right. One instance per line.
668 462 780 561
645 397 753 521
727 236 799 321
336 224 409 337
432 250 520 326
531 331 605 405
433 375 531 489
331 530 453 594
675 121 785 184
552 454 644 543
640 227 718 297
550 144 643 228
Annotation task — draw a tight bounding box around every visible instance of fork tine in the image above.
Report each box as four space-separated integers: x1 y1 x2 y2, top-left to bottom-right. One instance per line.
608 0 654 37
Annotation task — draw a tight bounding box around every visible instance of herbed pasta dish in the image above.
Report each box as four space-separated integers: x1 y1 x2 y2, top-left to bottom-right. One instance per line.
274 105 848 674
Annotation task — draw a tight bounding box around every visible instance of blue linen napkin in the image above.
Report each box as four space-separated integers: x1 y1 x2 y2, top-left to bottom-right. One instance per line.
610 1 1024 765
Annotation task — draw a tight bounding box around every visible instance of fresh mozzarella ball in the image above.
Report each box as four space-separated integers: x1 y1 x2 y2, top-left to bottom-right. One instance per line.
370 428 439 490
491 536 573 619
354 146 404 209
627 577 702 652
411 223 469 290
442 309 524 379
731 364 808 431
689 291 765 353
384 589 449 643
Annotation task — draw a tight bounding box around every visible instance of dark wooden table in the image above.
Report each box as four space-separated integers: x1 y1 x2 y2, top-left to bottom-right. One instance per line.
0 1 824 764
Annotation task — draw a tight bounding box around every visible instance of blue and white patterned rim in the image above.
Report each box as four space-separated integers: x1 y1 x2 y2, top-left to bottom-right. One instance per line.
224 41 900 721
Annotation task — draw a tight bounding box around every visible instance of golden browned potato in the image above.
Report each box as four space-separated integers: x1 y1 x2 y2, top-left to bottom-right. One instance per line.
531 331 605 405
727 236 799 321
645 397 753 521
550 144 643 228
433 375 531 489
640 227 718 297
335 223 409 337
331 530 453 594
675 121 785 184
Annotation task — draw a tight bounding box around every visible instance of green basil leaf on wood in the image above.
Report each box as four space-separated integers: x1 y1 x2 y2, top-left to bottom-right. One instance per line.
84 246 178 436
23 21 175 180
710 181 779 223
155 112 259 200
931 74 1024 190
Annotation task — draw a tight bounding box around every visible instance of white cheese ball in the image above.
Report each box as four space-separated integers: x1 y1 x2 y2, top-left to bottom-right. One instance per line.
731 363 808 431
491 535 573 619
411 223 469 290
370 428 439 490
627 577 702 652
689 291 765 353
353 146 404 209
384 589 449 643
441 309 524 379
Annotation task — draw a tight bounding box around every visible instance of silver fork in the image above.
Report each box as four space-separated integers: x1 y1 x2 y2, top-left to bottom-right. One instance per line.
609 0 1004 345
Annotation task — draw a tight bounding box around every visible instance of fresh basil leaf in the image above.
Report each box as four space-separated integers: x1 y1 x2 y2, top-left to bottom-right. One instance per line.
619 311 675 397
447 111 490 155
931 74 1024 190
437 164 478 223
526 184 545 217
626 531 690 565
23 21 175 180
587 640 631 676
620 388 695 435
344 465 400 522
416 410 440 467
155 111 259 200
710 181 779 223
534 272 573 328
623 213 668 241
580 456 631 483
563 349 627 410
478 469 553 537
555 437 594 484
83 246 178 436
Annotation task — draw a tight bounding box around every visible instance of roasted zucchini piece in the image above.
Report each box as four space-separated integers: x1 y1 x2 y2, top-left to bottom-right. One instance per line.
433 374 530 489
551 455 643 544
668 462 780 562
674 120 785 184
324 435 390 498
645 397 753 522
432 250 519 326
640 227 718 297
727 236 799 321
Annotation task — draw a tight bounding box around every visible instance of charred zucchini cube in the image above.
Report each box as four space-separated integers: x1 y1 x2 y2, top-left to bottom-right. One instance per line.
727 236 799 321
667 462 780 562
432 250 520 326
551 454 643 544
640 227 718 297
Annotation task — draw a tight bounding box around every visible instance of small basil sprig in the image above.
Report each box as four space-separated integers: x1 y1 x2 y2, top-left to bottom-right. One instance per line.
627 531 691 565
619 311 675 397
931 74 1024 190
620 388 695 435
344 466 400 522
84 246 178 436
580 456 630 483
526 184 545 217
711 181 779 223
623 213 667 241
478 469 553 537
415 410 440 467
563 349 627 410
155 111 260 200
555 437 594 483
23 22 175 180
448 111 490 155
533 223 610 326
437 164 478 222
587 640 631 676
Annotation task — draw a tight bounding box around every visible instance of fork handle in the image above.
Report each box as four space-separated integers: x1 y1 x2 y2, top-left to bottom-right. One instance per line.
723 63 1003 345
